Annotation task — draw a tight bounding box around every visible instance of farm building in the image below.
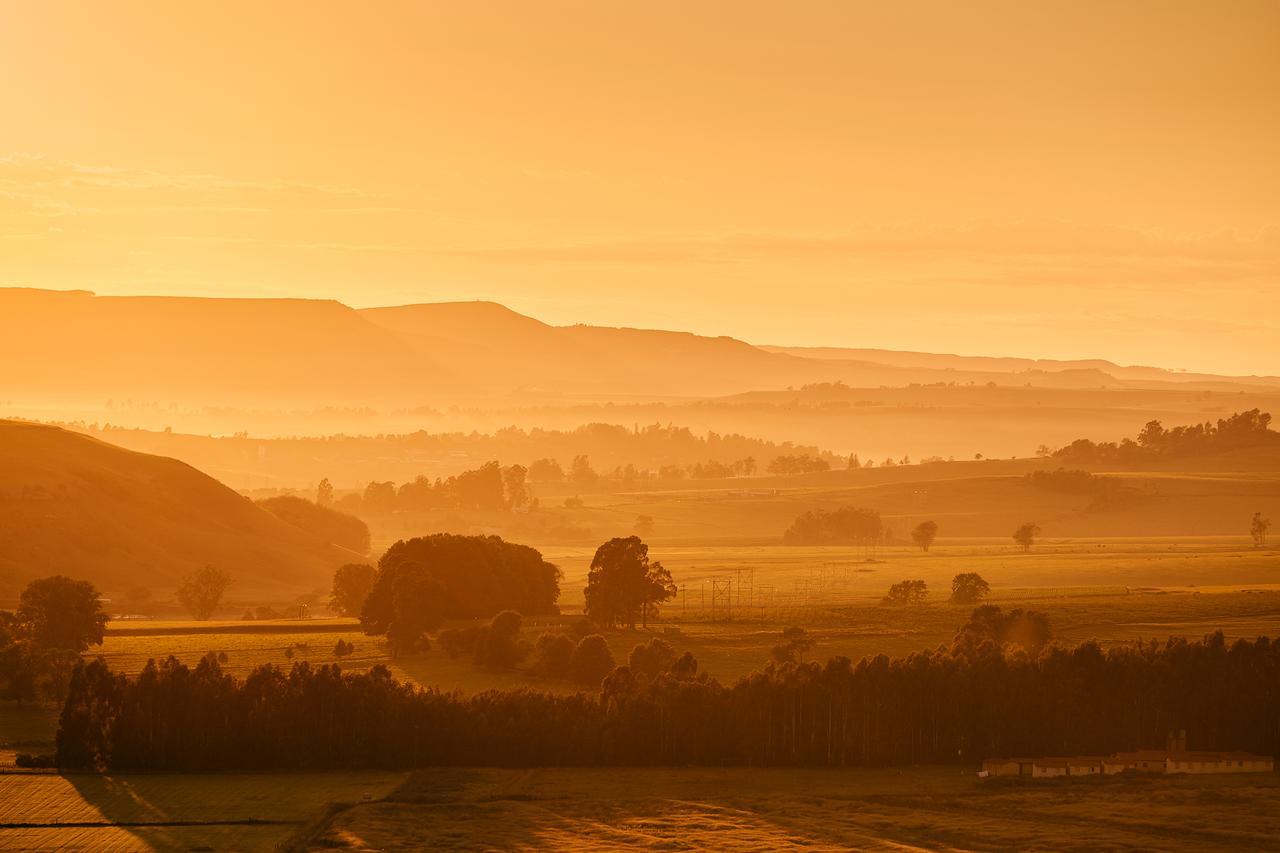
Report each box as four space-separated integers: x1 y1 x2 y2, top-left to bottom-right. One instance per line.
981 732 1273 779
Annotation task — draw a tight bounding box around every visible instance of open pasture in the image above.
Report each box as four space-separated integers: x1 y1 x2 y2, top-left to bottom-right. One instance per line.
82 539 1280 692
303 766 1280 852
540 539 1280 610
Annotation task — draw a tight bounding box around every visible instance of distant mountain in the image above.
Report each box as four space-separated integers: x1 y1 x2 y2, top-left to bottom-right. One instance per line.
359 300 825 397
0 420 351 601
759 345 1280 388
2 288 1274 417
0 287 444 404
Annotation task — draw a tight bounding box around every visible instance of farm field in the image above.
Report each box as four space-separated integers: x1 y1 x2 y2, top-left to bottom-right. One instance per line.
4 538 1274 754
304 766 1280 852
363 462 1280 555
0 771 406 852
75 538 1280 696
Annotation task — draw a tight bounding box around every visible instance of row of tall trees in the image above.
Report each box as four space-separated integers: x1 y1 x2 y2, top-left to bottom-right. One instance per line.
56 626 1280 771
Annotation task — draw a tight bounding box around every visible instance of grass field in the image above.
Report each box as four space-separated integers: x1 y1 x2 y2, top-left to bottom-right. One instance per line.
303 766 1280 852
0 771 406 852
76 538 1280 695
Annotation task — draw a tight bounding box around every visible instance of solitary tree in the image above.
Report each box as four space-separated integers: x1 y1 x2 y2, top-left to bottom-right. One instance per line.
176 565 232 621
570 455 598 485
502 464 529 509
583 536 676 629
528 458 564 482
949 572 990 604
1251 512 1271 548
316 477 334 507
1013 522 1041 553
770 626 815 664
634 514 655 535
16 576 108 652
329 563 377 617
911 520 939 552
883 579 929 605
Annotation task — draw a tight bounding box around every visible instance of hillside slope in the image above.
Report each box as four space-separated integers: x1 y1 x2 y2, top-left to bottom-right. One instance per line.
0 420 350 602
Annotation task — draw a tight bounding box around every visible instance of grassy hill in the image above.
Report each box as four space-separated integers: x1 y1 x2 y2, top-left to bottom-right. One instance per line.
0 420 351 604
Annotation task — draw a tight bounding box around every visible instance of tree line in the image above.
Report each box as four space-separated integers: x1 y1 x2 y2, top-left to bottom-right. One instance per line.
55 622 1280 771
1054 409 1276 464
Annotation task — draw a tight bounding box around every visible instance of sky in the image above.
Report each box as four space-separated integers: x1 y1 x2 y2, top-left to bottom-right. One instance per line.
1 0 1277 375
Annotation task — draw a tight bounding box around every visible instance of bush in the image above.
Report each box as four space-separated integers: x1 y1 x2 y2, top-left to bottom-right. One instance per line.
569 634 616 687
627 637 677 679
883 579 928 605
438 626 484 658
15 752 57 768
472 611 529 670
530 632 575 678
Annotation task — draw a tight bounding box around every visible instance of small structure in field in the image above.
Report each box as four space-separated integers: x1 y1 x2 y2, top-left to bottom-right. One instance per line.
981 732 1274 779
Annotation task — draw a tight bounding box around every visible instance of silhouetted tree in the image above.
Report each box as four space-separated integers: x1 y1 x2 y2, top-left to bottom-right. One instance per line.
911 520 938 552
570 455 598 485
1013 522 1041 553
528 458 565 482
949 572 990 604
770 626 815 664
380 568 450 656
363 534 559 636
17 576 108 652
503 464 529 509
316 477 334 507
363 480 397 514
883 579 928 605
1251 512 1271 548
584 537 676 629
176 565 232 621
329 563 377 617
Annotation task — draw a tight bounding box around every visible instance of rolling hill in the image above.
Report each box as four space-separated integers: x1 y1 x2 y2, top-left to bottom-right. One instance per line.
0 420 352 603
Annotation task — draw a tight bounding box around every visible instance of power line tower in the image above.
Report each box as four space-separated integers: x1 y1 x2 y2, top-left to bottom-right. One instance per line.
711 577 733 622
734 567 754 610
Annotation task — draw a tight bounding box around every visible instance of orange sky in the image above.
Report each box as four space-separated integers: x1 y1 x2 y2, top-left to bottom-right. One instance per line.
1 1 1277 374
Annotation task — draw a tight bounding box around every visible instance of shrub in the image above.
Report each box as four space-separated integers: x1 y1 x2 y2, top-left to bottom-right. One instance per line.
569 634 615 687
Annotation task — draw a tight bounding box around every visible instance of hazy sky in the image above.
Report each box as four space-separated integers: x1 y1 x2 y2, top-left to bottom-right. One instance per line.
2 1 1277 374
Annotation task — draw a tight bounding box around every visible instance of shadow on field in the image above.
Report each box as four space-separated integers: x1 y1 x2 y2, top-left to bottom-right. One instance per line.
61 773 292 850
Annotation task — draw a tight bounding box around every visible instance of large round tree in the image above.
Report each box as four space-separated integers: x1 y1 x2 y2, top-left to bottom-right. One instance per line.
583 536 676 630
17 575 108 652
